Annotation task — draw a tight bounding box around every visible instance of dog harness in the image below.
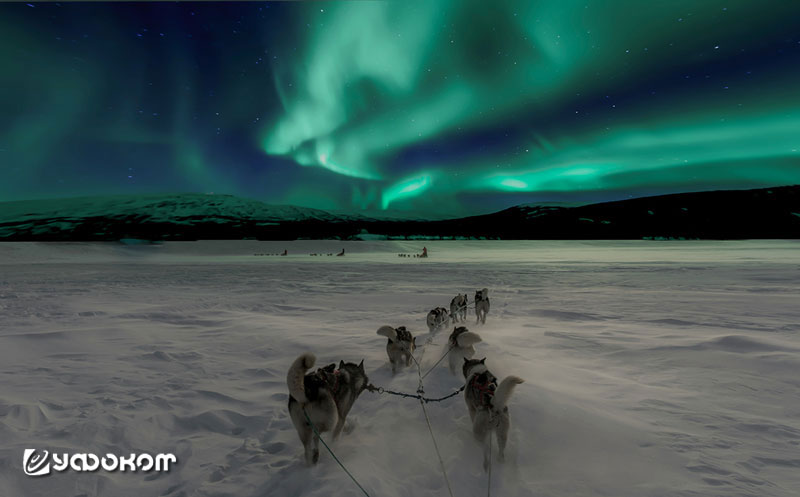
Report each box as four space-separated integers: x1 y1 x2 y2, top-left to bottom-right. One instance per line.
394 326 413 343
468 371 498 408
328 370 341 396
311 367 341 397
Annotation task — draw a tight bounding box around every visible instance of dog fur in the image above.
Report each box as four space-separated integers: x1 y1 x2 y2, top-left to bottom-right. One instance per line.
474 288 490 324
287 353 369 465
450 293 468 323
426 307 450 332
447 326 482 374
462 357 523 470
377 325 417 374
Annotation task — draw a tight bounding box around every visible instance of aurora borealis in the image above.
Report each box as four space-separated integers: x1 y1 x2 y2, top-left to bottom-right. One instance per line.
2 1 800 217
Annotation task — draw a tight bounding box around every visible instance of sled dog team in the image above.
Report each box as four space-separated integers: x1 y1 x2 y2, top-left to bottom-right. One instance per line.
287 287 524 471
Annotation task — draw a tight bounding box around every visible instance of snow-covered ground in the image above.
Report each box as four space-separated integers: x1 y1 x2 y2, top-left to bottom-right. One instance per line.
1 240 799 497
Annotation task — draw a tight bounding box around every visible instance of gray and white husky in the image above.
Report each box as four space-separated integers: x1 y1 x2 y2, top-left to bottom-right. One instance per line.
462 357 524 471
474 288 490 324
377 325 417 374
287 353 369 465
450 293 468 323
447 326 482 374
427 306 450 332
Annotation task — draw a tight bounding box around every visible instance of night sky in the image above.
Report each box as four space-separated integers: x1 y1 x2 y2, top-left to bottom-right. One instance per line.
3 1 800 217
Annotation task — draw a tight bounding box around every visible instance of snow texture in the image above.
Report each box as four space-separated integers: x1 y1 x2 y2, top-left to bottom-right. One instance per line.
1 240 799 497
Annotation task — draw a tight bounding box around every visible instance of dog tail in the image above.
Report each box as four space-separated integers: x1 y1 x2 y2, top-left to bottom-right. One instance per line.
287 353 316 404
456 331 482 347
492 375 524 412
376 325 397 342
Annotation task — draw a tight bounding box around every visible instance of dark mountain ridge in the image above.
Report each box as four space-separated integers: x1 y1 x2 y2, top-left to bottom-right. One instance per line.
0 186 798 241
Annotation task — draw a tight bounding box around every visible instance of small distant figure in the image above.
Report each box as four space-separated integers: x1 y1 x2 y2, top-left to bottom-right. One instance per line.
421 246 428 258
281 249 288 256
336 248 345 256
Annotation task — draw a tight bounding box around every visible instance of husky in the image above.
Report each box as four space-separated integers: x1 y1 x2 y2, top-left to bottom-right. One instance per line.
426 307 451 332
474 288 490 324
450 293 468 323
462 358 524 471
377 325 417 374
447 326 482 374
287 353 369 465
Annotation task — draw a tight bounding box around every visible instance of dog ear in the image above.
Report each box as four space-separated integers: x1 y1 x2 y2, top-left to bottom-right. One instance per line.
480 357 486 363
339 360 345 370
359 359 365 371
413 337 417 345
464 357 469 363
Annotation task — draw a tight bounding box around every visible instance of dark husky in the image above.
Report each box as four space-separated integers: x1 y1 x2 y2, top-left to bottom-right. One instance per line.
426 306 450 332
450 293 468 323
474 288 490 324
376 325 417 374
462 357 523 470
287 353 369 465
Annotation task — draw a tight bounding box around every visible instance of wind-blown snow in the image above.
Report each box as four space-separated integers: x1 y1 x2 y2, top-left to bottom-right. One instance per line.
1 240 799 497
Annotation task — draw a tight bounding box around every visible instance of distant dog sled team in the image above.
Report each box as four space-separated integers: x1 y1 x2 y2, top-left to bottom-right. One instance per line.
256 246 438 258
286 286 523 472
255 246 433 258
398 246 428 258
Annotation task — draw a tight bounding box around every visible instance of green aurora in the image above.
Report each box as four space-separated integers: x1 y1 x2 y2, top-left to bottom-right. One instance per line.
2 1 800 216
263 0 800 212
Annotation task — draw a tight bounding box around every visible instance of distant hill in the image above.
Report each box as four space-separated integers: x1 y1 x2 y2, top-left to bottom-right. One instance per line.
461 185 800 240
0 194 349 241
0 186 798 241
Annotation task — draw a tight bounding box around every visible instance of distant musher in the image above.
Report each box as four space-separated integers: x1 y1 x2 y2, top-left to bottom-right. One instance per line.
336 248 345 256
